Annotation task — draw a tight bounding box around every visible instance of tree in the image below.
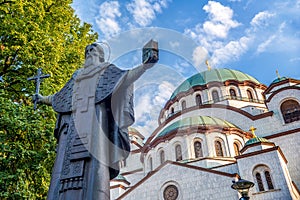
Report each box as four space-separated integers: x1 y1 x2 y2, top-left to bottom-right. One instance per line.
0 0 97 198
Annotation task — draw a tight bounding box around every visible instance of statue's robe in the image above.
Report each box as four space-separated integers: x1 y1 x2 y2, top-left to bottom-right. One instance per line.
47 63 135 200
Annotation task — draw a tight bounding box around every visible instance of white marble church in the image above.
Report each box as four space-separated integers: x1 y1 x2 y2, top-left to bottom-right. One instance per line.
110 68 300 200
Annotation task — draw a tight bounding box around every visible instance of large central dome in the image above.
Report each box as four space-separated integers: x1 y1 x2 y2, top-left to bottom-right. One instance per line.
170 68 260 99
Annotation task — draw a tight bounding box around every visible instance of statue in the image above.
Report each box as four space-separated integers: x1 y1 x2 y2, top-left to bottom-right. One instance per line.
34 40 158 199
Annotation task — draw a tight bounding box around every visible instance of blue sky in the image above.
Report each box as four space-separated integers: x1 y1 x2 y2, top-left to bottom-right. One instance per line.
72 0 300 137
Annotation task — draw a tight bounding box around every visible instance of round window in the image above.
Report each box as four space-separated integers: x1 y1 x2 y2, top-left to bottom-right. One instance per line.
163 185 179 200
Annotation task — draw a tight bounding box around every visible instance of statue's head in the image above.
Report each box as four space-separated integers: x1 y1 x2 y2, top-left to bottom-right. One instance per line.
84 43 105 67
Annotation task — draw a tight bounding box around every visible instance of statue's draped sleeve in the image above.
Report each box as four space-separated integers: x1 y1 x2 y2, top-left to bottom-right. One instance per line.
95 65 134 179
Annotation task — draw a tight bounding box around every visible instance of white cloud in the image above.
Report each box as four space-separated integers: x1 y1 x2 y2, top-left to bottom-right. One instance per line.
185 1 242 67
211 36 252 66
134 93 152 121
154 81 175 105
203 1 241 39
96 1 121 38
126 0 170 27
192 46 209 68
133 81 175 137
209 10 276 65
185 3 294 67
256 34 276 54
250 11 275 28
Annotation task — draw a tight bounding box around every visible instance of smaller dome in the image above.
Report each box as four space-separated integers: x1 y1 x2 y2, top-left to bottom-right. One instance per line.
270 77 288 85
157 116 237 138
244 137 270 146
114 174 128 181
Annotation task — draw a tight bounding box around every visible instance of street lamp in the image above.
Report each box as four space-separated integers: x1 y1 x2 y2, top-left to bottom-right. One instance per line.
231 178 254 200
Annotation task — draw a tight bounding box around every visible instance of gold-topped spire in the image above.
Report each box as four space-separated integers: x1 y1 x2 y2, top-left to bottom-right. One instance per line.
205 60 211 71
276 69 281 79
249 126 257 138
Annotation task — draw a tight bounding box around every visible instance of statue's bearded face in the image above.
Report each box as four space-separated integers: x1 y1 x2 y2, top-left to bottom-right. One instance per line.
84 44 104 68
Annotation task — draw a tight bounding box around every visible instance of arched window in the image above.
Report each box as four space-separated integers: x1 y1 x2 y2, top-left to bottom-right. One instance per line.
196 94 202 106
170 107 174 114
229 89 237 99
233 142 240 156
247 89 254 102
175 144 182 161
194 141 203 158
265 171 274 190
281 100 300 123
181 100 186 110
256 173 265 191
160 150 165 164
148 157 153 171
212 90 220 102
215 140 224 157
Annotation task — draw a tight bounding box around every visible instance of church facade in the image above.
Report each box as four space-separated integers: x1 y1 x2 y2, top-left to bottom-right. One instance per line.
110 68 300 200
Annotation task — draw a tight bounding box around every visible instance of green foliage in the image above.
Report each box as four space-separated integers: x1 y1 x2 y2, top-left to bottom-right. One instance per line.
0 95 56 199
0 0 97 198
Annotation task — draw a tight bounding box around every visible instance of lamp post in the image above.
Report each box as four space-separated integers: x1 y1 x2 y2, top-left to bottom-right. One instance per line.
231 178 254 200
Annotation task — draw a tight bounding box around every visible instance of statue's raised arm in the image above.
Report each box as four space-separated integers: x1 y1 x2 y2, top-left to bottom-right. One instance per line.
124 39 159 85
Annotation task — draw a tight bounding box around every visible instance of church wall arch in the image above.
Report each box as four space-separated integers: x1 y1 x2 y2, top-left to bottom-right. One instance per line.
192 138 204 158
252 164 275 192
227 85 241 100
179 98 187 111
205 133 228 157
208 87 222 103
226 134 246 157
171 138 186 161
245 87 257 101
144 151 155 173
233 140 243 156
193 92 203 106
146 156 153 172
279 98 300 124
187 133 207 159
266 89 300 125
158 148 166 165
152 144 168 169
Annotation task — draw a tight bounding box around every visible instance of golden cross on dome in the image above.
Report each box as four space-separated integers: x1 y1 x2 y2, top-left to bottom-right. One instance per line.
249 126 257 138
205 60 211 71
276 69 281 79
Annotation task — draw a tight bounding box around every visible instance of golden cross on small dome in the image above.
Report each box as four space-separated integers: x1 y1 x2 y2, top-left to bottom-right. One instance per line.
276 69 281 79
205 60 211 71
249 126 257 138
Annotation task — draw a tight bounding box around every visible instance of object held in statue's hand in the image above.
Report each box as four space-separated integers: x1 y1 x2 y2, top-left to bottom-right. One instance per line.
142 39 159 64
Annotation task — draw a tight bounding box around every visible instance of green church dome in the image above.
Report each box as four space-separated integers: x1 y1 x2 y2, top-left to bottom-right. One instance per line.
157 116 237 138
170 68 260 99
244 137 270 146
270 77 288 85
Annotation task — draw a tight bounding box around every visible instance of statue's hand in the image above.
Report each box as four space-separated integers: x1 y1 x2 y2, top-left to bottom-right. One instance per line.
143 54 158 69
32 94 44 104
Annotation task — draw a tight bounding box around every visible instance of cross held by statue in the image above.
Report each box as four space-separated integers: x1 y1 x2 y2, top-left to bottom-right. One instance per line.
27 68 50 110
